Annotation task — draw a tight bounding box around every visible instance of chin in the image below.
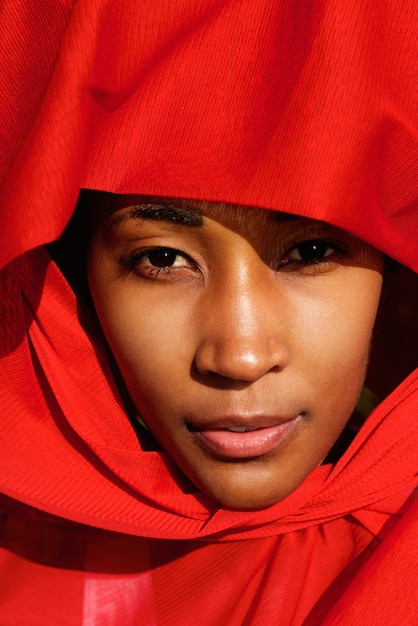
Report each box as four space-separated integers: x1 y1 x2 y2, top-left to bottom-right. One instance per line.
199 480 291 511
210 492 285 511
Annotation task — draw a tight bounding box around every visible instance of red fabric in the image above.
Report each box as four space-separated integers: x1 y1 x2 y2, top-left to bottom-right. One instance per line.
0 0 417 271
0 1 417 624
1 491 416 625
0 249 416 539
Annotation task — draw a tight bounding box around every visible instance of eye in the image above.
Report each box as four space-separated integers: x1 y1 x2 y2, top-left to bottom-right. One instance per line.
121 246 199 281
146 249 188 268
280 239 345 270
287 240 335 263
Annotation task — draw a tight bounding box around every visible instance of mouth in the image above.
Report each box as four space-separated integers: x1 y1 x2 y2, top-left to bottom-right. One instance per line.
187 414 302 459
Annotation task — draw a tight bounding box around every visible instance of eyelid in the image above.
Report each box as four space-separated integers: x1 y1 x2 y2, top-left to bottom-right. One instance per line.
123 246 189 266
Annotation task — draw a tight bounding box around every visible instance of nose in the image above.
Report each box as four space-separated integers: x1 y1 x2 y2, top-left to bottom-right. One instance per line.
194 266 289 382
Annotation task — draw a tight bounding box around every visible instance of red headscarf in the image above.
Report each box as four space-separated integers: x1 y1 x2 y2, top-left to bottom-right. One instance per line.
1 0 417 271
0 1 417 624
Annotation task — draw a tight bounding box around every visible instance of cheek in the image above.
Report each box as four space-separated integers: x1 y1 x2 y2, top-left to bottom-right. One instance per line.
91 285 196 403
297 269 383 393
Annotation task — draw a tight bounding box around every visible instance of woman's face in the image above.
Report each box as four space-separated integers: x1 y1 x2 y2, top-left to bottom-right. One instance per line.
87 195 383 510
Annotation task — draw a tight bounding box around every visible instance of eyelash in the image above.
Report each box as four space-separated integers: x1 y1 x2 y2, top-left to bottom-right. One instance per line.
121 239 346 280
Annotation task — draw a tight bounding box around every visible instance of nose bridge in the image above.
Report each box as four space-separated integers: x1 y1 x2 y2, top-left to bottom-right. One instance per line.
219 265 262 336
195 262 289 381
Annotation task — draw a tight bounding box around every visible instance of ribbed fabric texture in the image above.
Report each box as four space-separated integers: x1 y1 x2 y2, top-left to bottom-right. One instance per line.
0 1 417 624
0 248 416 540
0 0 417 270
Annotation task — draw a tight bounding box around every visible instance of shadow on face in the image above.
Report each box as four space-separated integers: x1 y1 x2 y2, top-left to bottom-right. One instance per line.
47 190 414 509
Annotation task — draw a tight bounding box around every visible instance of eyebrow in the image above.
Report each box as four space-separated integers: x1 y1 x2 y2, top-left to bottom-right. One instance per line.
111 204 204 228
110 203 303 229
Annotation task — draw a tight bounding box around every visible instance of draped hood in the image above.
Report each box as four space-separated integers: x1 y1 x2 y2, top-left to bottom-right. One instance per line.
0 0 417 271
0 0 416 541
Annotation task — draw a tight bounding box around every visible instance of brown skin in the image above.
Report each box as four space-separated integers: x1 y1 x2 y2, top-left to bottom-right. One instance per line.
87 194 383 510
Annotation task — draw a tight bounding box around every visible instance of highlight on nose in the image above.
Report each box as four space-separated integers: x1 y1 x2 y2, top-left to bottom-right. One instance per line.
194 337 289 382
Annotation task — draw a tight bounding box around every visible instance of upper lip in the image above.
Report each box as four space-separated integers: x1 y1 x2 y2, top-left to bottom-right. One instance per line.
186 414 300 432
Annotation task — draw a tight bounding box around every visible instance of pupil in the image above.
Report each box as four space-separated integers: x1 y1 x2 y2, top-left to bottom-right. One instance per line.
149 250 177 267
299 241 327 261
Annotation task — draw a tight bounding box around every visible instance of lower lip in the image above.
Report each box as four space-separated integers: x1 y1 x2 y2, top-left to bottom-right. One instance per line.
192 420 299 459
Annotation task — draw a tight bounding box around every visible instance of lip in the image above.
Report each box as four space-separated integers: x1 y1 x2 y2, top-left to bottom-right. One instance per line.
187 414 301 459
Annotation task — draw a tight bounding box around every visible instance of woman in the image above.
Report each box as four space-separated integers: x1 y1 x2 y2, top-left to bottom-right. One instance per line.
0 1 416 623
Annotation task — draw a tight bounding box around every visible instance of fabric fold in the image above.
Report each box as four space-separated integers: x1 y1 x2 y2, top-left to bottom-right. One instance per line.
0 247 416 540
